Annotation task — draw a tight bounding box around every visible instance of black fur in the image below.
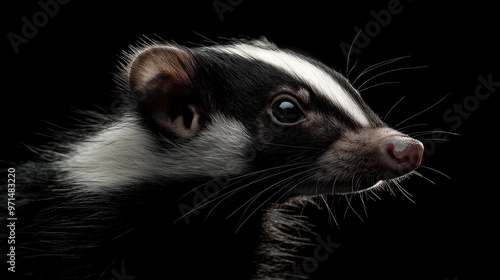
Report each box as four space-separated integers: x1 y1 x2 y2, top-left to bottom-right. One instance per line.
1 39 414 279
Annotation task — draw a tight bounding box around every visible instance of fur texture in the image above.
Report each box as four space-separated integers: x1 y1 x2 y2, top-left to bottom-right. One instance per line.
1 38 423 279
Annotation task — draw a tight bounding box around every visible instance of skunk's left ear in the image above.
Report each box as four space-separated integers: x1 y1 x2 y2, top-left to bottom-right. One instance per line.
128 46 203 138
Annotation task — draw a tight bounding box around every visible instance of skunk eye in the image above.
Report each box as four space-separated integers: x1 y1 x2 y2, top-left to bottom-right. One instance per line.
272 99 305 123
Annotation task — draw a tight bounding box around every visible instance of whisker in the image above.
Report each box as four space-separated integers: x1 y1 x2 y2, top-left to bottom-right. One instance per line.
320 194 339 228
179 160 314 199
174 161 316 224
230 158 316 183
219 157 316 189
396 123 429 132
234 168 317 233
394 92 452 129
227 163 316 221
358 81 401 93
347 59 360 79
346 29 362 79
357 65 429 91
417 138 450 142
272 165 326 204
419 165 451 180
383 96 405 121
367 188 383 201
359 193 369 219
202 188 244 222
343 193 364 222
175 180 249 224
178 177 226 199
412 171 436 185
409 130 460 138
206 162 316 220
224 176 292 221
352 55 411 86
236 163 332 232
392 180 415 203
386 183 396 196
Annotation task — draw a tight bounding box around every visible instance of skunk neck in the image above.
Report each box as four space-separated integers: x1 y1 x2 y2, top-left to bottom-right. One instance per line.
57 114 252 192
56 115 158 190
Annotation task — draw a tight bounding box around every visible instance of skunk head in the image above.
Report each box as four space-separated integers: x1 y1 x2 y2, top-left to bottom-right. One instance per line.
66 38 423 195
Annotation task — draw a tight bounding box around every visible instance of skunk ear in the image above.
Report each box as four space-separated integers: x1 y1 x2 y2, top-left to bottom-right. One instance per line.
129 46 203 138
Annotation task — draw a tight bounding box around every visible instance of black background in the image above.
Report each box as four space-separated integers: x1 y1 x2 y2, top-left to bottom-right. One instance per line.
2 0 499 279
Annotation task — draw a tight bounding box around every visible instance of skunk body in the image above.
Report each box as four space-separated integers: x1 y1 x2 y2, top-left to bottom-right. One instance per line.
1 38 423 279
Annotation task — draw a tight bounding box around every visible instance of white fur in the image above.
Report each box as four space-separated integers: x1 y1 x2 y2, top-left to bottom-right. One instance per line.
58 114 252 191
215 43 370 126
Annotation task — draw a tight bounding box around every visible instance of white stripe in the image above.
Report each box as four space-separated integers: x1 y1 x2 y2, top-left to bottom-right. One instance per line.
215 43 370 126
58 114 251 191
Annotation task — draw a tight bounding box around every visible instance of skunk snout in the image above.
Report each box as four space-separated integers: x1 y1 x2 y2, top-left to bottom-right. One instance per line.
379 136 424 178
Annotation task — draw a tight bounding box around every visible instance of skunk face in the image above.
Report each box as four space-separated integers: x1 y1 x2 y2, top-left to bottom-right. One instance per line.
101 38 423 197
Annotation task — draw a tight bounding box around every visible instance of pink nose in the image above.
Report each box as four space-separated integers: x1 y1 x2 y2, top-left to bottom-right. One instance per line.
379 136 424 177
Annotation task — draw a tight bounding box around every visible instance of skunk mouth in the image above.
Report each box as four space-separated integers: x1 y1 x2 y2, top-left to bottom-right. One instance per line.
359 180 387 193
335 172 415 195
284 166 418 196
332 180 385 195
